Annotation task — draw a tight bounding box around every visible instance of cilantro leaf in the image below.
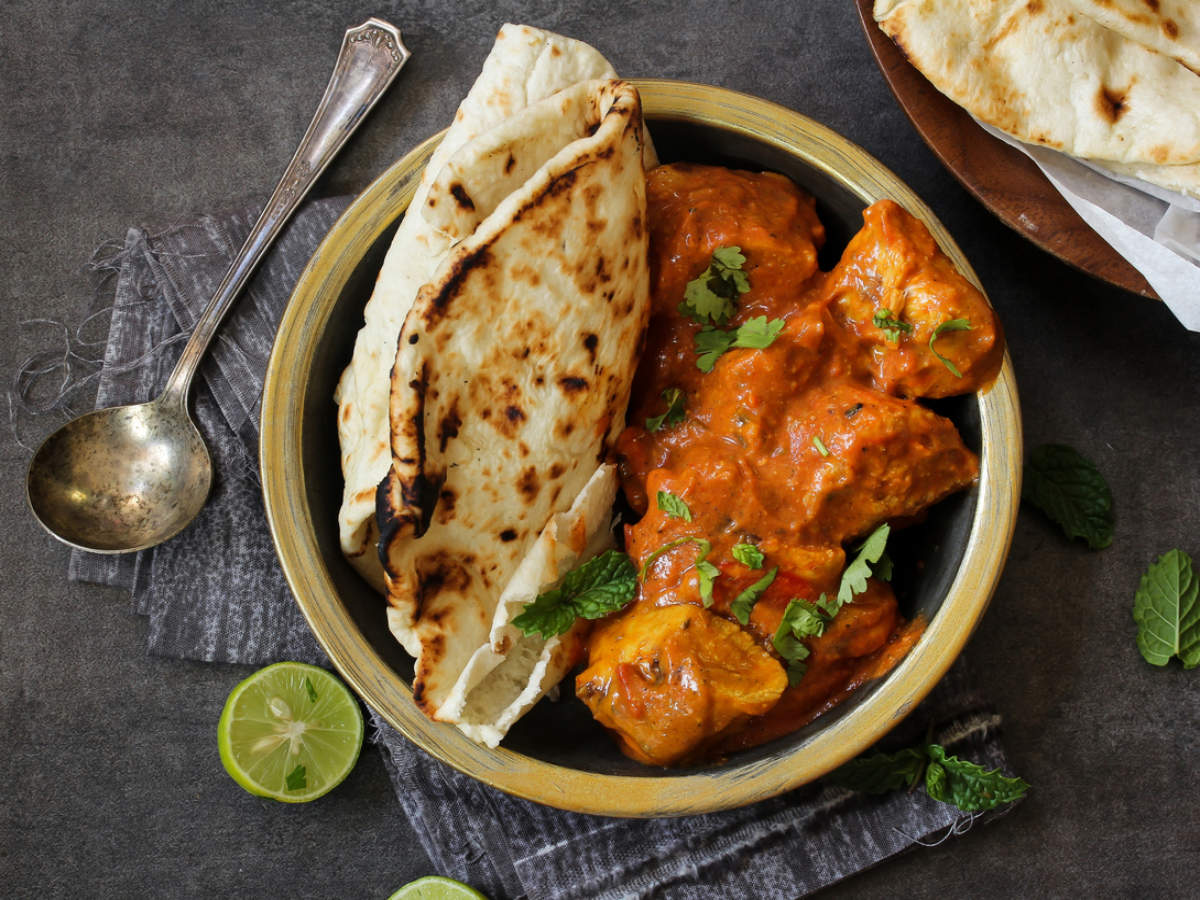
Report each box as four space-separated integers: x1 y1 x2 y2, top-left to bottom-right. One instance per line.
285 764 307 792
512 550 637 640
730 567 778 625
832 747 928 794
695 326 736 373
837 523 891 607
657 490 693 522
694 317 785 372
640 536 710 581
696 559 720 607
872 308 914 343
645 387 686 433
680 246 749 326
1133 549 1200 668
773 598 825 685
303 677 318 704
732 542 765 569
732 316 785 349
1022 443 1114 550
925 745 1030 811
929 317 971 378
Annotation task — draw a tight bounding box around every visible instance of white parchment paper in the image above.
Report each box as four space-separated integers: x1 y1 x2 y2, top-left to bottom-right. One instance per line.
979 122 1200 331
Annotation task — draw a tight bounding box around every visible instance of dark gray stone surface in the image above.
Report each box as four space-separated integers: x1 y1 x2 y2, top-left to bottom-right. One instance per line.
3 2 1197 897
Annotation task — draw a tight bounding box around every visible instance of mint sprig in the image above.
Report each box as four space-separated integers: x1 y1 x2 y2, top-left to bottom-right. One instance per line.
1022 443 1114 550
512 550 638 640
1133 549 1200 668
833 740 1029 813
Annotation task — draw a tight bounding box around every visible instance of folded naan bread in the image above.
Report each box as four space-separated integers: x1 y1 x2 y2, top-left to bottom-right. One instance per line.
334 25 618 594
874 0 1200 167
379 76 652 726
1066 0 1199 75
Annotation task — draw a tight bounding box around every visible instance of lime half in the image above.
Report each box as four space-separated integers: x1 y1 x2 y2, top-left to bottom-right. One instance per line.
387 876 488 900
217 661 364 802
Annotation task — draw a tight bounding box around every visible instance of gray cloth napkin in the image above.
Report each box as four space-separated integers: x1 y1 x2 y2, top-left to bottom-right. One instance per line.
59 197 1015 900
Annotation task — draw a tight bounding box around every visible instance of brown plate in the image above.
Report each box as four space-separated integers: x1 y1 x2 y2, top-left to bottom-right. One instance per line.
855 0 1157 299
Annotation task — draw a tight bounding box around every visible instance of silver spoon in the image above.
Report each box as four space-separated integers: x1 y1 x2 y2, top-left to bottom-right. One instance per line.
26 18 410 554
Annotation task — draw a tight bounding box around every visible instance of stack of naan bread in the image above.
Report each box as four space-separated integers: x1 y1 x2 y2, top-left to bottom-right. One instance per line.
334 25 655 746
874 0 1200 198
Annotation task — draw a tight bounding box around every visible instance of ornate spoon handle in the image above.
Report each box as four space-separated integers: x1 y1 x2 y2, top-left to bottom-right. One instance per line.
162 18 411 406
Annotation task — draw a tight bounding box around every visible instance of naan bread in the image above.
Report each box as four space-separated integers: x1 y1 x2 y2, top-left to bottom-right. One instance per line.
379 78 652 721
1066 0 1199 74
432 464 617 746
334 25 617 593
874 0 1200 166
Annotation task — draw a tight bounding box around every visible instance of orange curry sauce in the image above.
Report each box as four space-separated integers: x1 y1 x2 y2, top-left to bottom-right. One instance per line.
575 163 1004 767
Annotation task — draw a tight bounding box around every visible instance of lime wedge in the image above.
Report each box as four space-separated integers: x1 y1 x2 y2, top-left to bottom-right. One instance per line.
387 877 488 900
217 661 363 803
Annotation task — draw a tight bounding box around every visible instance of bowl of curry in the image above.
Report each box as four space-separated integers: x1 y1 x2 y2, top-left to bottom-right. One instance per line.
261 79 1021 816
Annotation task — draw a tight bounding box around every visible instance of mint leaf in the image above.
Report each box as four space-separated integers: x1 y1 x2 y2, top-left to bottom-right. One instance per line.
679 246 749 326
645 387 686 432
732 542 765 569
1133 549 1200 668
695 326 736 373
730 567 778 625
1022 443 1114 550
925 745 1030 811
872 308 914 343
696 559 720 607
657 490 693 522
303 677 318 704
285 764 307 791
837 523 891 607
929 317 971 378
513 550 638 639
732 316 784 349
832 746 927 794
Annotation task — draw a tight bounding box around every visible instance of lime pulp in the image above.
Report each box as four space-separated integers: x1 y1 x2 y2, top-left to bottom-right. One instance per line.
387 876 488 900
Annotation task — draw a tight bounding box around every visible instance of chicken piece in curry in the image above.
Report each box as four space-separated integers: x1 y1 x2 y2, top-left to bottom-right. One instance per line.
575 163 1003 767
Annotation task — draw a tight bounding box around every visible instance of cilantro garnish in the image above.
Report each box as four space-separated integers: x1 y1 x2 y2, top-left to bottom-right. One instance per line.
657 490 693 522
1022 443 1113 550
773 598 826 685
732 542 765 569
512 550 638 640
694 316 785 372
285 764 307 792
730 567 778 625
833 740 1029 813
929 318 971 377
812 435 830 457
639 536 720 607
1133 549 1200 668
645 387 686 433
872 308 914 343
679 246 749 326
837 522 891 607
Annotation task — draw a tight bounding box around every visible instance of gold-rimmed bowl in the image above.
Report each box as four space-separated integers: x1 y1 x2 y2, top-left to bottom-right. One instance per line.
260 79 1021 817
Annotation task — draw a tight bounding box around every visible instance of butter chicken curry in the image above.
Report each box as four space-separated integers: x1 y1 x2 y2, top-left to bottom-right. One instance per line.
575 163 1003 766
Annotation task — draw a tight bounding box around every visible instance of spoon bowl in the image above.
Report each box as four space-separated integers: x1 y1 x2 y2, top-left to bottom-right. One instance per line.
24 18 409 555
27 399 212 553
